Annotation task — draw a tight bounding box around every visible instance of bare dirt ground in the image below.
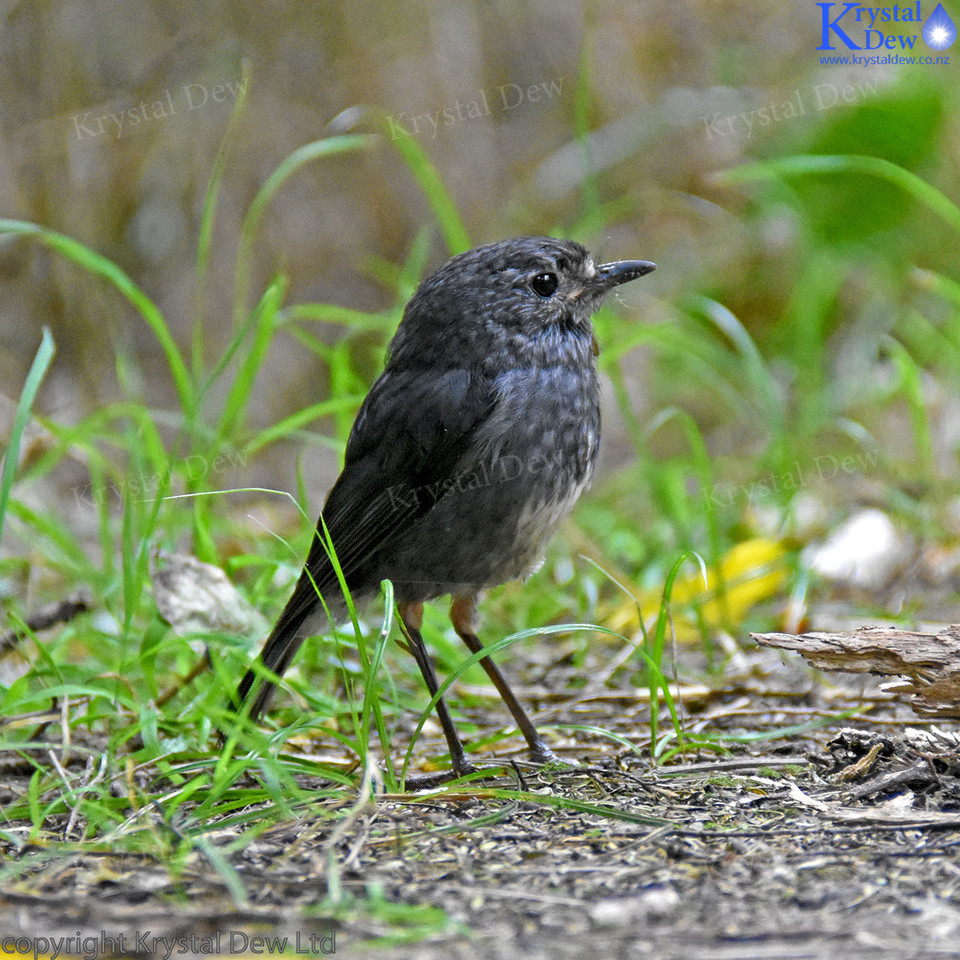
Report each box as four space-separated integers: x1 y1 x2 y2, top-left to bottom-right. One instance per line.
3 644 960 960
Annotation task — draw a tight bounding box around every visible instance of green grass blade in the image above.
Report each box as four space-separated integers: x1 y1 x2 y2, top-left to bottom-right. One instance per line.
0 328 54 544
885 337 935 483
647 407 724 622
716 154 960 237
379 117 470 255
0 219 193 416
686 296 786 444
243 395 365 457
217 274 286 445
7 499 98 580
194 60 252 374
193 835 249 906
285 302 398 332
361 581 397 790
646 551 706 753
233 134 378 326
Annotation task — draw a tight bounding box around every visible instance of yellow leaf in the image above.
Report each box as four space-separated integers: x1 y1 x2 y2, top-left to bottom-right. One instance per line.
606 538 789 640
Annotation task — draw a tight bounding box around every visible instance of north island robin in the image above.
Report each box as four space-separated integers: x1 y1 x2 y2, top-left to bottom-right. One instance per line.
233 237 655 779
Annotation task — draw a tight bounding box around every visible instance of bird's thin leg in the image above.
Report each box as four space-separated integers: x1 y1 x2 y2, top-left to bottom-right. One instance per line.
450 595 557 765
398 602 477 778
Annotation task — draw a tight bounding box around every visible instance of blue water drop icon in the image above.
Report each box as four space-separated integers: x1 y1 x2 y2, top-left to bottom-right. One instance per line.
923 3 956 50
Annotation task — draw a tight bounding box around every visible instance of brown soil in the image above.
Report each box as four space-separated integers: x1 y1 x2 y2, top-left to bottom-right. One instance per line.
2 646 960 960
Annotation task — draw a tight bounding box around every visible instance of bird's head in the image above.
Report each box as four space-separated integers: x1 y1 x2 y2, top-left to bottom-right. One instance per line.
389 236 656 368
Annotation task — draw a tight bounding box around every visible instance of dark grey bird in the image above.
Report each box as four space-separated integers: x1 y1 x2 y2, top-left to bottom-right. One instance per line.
234 236 655 779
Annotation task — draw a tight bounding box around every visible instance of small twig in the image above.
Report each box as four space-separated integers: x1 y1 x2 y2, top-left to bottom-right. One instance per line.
0 592 91 653
509 758 529 790
155 649 212 708
841 758 936 801
48 750 108 842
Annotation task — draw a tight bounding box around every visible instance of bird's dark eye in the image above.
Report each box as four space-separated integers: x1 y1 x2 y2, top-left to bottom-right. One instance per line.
531 272 558 297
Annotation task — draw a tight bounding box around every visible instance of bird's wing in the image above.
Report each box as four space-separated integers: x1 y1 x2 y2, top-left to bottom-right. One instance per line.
235 365 498 716
298 365 497 595
245 366 496 668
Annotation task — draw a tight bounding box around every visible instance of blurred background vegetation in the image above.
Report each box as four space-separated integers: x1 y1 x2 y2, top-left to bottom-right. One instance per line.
1 0 960 737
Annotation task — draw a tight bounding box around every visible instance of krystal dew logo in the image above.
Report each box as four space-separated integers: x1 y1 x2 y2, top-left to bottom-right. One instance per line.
817 1 956 51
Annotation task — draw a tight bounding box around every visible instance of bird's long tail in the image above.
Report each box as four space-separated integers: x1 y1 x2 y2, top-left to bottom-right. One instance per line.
233 572 340 721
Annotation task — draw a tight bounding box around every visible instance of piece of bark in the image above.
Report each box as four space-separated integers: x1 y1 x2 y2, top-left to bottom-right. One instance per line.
840 758 936 801
752 625 960 717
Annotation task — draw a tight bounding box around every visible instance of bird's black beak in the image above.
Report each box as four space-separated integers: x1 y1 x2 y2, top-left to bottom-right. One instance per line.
596 259 657 289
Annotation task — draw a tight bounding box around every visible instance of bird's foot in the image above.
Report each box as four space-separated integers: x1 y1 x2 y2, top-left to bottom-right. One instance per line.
529 740 562 766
